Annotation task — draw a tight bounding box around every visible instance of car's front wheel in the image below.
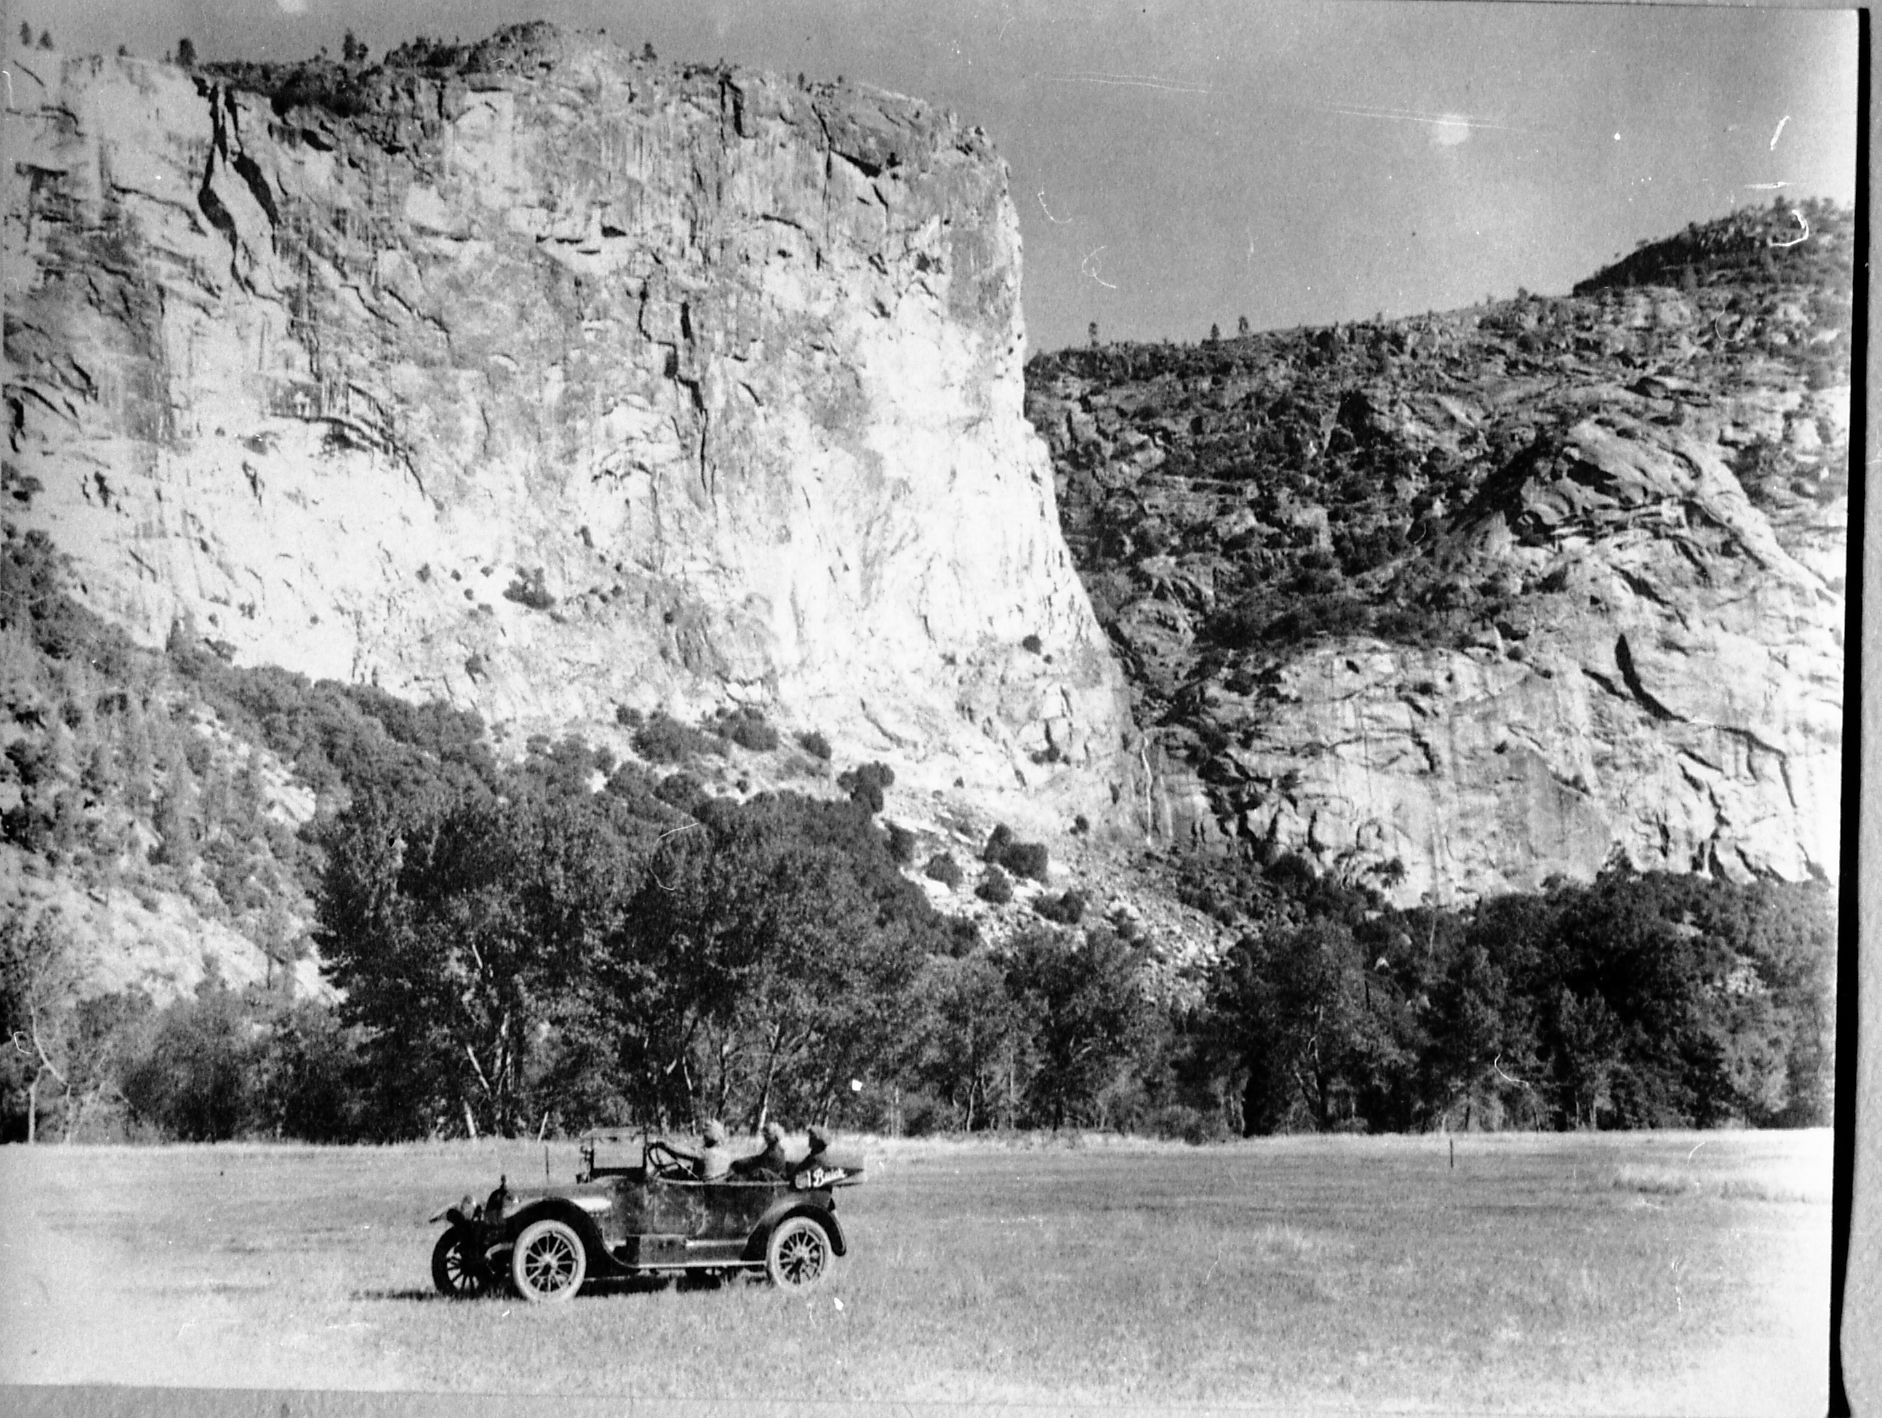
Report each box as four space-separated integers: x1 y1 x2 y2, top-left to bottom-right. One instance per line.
510 1219 588 1303
431 1229 494 1299
765 1216 831 1290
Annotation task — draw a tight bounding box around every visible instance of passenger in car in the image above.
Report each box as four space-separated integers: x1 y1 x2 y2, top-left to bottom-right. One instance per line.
731 1121 789 1179
792 1124 832 1179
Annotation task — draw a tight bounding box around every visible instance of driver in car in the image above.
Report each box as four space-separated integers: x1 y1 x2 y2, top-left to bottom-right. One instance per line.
665 1119 733 1180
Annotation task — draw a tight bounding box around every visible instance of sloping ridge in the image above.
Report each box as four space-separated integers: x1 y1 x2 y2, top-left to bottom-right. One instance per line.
1028 203 1848 900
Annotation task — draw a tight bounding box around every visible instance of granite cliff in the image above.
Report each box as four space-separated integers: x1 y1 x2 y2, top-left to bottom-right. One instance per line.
1 25 1849 966
1028 203 1850 903
4 25 1130 827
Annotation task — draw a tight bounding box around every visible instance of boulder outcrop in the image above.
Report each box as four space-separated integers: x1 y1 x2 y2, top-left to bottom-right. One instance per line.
4 26 1131 823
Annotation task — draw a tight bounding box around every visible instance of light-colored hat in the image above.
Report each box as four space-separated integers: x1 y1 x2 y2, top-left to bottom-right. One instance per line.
702 1119 727 1144
761 1121 784 1143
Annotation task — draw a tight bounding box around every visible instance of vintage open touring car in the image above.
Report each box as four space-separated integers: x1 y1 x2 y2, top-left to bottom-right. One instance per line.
430 1129 865 1301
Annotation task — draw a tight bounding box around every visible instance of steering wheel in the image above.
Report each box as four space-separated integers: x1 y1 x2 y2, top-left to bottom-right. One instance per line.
645 1139 687 1179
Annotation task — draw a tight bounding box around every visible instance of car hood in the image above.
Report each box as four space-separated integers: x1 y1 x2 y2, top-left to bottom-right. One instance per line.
430 1178 609 1225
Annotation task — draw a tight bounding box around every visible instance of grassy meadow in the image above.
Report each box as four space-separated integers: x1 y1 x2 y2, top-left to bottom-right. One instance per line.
0 1129 1830 1410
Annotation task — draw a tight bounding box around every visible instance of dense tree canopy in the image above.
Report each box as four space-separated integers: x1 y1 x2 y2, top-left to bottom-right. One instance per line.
1201 860 1834 1135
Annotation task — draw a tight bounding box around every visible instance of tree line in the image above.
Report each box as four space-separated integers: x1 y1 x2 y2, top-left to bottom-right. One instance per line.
1183 853 1832 1135
6 758 1833 1143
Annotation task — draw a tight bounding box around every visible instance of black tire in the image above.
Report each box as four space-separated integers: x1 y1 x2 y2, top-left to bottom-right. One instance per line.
431 1229 493 1299
764 1216 832 1290
511 1218 588 1303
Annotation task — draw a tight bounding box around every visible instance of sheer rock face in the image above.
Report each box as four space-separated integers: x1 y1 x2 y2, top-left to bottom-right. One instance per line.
1190 418 1844 900
4 34 1131 818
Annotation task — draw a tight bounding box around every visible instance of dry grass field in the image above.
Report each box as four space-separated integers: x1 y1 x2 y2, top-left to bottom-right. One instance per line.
0 1129 1830 1411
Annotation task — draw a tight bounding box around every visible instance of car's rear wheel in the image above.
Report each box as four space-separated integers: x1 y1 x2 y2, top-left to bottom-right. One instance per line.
431 1229 493 1298
765 1216 831 1290
511 1219 587 1303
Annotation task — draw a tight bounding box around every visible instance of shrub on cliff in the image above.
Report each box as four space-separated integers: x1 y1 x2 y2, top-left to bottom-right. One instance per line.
603 760 688 827
653 770 708 812
502 568 555 610
975 865 1014 905
837 761 896 815
633 711 722 764
710 705 781 752
1034 889 1088 925
1007 841 1051 882
924 852 964 889
1258 594 1372 646
885 821 917 865
983 824 1050 882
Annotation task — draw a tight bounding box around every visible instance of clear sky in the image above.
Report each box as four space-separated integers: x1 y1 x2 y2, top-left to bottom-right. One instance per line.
13 1 1860 352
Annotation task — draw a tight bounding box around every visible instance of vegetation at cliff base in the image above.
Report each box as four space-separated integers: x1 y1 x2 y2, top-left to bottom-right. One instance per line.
1186 853 1832 1135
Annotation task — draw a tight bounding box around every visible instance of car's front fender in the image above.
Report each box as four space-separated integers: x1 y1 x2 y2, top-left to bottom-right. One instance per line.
504 1196 613 1260
748 1198 846 1260
429 1192 480 1224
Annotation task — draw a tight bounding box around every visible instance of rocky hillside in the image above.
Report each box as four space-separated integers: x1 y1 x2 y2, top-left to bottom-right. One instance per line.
1 21 1848 992
3 24 1129 836
1027 200 1850 902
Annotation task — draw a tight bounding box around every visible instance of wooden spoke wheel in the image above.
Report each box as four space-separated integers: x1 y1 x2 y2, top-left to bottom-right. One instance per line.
510 1219 588 1303
764 1216 831 1290
431 1229 494 1299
